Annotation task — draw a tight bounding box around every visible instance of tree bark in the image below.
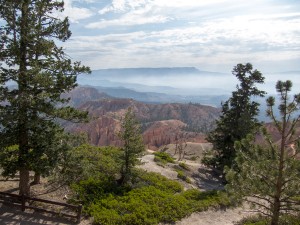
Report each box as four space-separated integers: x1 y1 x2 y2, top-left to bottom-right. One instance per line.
18 0 30 196
271 197 280 225
31 172 41 185
19 168 30 196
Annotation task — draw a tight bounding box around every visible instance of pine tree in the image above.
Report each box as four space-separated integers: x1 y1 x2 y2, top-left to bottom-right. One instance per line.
0 1 90 196
205 63 265 172
226 80 300 225
118 107 145 185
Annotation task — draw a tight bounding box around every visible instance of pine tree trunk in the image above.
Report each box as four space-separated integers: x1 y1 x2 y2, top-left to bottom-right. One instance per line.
19 168 30 196
31 172 41 185
18 0 30 197
271 197 280 225
270 95 287 225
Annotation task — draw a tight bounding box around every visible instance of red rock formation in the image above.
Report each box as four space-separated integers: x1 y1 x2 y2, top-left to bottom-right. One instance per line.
65 93 220 150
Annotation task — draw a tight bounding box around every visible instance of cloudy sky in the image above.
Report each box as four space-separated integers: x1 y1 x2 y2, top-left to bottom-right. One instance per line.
62 0 300 75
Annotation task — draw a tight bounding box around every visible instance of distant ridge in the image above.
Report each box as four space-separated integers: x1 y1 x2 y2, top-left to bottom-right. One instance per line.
93 67 201 75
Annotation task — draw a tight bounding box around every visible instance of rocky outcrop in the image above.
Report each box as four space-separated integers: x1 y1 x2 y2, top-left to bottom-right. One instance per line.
64 88 220 150
62 86 111 107
143 120 207 150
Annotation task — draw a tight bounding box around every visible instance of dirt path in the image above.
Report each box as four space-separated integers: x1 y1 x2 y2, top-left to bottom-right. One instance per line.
140 154 178 179
173 207 252 225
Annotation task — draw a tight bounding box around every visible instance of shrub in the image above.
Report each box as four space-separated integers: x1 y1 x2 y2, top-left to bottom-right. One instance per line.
153 152 175 166
179 162 190 171
182 189 231 210
53 144 122 185
135 170 183 193
89 186 192 225
88 186 233 225
75 171 233 225
176 170 191 183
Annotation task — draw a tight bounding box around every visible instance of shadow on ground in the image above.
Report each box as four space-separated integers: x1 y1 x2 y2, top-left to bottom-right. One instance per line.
192 167 225 190
0 203 76 225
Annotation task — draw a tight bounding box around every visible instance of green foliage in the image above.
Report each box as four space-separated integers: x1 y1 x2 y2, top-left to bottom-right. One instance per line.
153 152 175 166
88 186 190 225
0 145 19 177
182 189 232 209
0 0 90 195
53 144 122 185
179 162 190 171
135 170 183 193
118 108 145 185
202 150 219 168
70 177 126 206
176 170 191 183
206 63 265 172
226 80 300 225
0 127 75 179
72 171 232 225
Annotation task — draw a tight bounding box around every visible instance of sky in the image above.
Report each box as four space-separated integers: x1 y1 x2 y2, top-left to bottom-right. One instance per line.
60 0 300 93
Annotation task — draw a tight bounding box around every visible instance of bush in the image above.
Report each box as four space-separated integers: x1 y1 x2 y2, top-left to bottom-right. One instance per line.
176 170 191 183
153 152 175 166
89 186 192 225
179 162 190 171
201 149 218 167
53 144 122 185
75 171 233 225
135 170 183 193
70 177 128 206
183 189 231 211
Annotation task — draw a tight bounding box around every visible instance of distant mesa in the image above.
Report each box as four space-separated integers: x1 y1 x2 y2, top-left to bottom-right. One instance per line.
92 67 202 77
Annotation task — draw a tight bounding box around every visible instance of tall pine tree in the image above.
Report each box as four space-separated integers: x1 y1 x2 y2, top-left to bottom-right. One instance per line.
226 80 300 225
118 107 145 186
205 63 265 172
0 1 90 196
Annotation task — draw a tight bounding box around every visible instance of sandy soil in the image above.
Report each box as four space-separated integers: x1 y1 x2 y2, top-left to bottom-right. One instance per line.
173 207 253 225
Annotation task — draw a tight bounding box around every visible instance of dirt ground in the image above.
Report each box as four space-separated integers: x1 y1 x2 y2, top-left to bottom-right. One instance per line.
0 203 86 225
0 147 253 225
172 207 253 225
0 175 91 225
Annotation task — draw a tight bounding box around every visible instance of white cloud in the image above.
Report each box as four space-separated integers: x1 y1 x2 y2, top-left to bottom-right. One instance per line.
152 0 233 8
66 13 300 70
99 0 149 14
63 0 94 23
64 0 300 73
88 2 170 28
